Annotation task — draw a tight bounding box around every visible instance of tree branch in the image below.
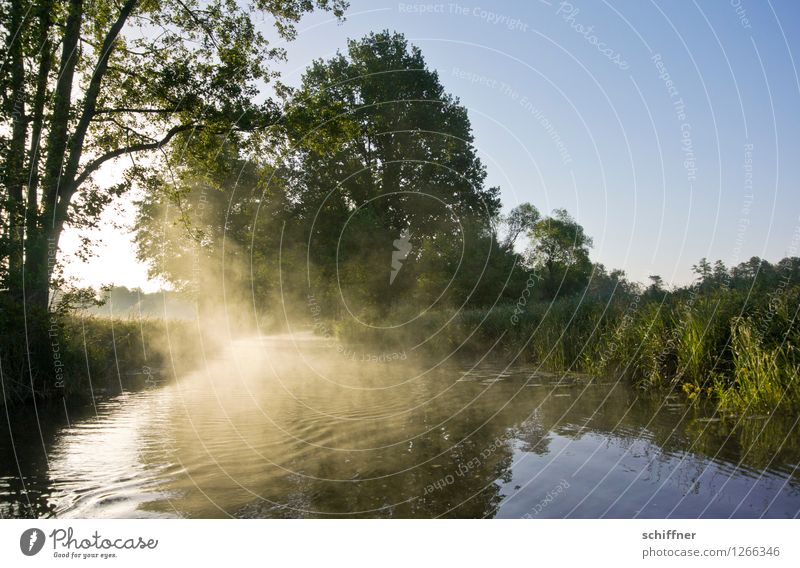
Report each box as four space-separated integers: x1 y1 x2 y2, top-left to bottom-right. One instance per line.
94 107 178 115
62 0 139 191
73 122 197 189
175 0 219 49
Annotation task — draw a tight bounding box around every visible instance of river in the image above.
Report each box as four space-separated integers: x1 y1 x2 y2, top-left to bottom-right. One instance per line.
1 335 799 518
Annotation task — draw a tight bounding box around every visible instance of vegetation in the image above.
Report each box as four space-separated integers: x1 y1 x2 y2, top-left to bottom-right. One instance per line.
134 31 799 416
136 31 516 324
2 11 798 419
0 309 204 404
338 256 800 415
1 0 347 403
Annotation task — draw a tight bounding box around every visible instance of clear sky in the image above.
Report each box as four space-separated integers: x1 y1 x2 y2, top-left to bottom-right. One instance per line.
63 0 800 292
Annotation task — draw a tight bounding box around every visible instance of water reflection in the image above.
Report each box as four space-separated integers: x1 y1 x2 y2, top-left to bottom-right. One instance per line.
1 335 798 518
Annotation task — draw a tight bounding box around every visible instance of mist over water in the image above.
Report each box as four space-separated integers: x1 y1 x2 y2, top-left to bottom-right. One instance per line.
2 333 798 519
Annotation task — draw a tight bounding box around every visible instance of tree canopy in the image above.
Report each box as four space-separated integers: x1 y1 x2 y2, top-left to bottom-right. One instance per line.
136 31 517 327
0 0 346 396
0 0 346 314
526 208 593 298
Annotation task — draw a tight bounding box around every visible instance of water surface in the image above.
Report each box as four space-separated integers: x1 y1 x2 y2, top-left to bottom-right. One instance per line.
2 335 799 518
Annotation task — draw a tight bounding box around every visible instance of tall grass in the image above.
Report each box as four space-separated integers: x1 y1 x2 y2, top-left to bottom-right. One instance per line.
58 315 206 399
0 313 205 405
334 284 800 415
714 318 799 413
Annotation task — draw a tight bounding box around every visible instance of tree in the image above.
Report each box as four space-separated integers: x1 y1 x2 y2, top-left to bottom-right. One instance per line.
502 202 539 249
277 31 504 317
0 0 346 392
0 0 345 310
134 137 275 319
526 208 593 299
647 274 664 292
586 264 637 300
691 258 713 285
136 31 512 323
644 274 665 301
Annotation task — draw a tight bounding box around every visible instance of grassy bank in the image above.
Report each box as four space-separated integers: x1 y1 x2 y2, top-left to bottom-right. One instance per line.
335 282 800 415
0 313 206 406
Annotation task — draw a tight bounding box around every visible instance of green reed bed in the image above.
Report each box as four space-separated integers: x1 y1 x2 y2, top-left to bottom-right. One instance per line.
334 284 800 415
0 312 204 405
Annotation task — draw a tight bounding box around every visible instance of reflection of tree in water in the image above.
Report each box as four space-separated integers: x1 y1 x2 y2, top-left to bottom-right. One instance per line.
227 366 529 518
510 411 551 455
421 429 515 518
232 431 518 518
616 392 800 494
0 401 96 518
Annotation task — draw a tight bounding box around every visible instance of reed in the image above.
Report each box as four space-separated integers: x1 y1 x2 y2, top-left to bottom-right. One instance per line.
334 283 800 415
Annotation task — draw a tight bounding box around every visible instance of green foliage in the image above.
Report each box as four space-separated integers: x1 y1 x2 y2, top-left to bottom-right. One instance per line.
714 318 799 413
279 31 505 317
136 31 518 326
1 0 347 402
526 208 593 298
335 256 800 416
503 203 540 248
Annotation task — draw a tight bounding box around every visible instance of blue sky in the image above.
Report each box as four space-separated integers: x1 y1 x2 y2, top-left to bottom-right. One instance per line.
64 0 800 290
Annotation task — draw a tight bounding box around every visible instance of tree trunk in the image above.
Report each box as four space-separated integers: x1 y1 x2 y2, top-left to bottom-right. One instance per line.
22 226 53 314
6 0 28 299
25 1 54 236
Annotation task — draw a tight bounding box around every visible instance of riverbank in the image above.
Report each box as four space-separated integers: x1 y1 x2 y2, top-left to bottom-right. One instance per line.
0 314 206 407
335 283 800 415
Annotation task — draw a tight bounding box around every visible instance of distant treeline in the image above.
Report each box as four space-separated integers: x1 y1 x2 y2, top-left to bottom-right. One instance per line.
82 286 195 320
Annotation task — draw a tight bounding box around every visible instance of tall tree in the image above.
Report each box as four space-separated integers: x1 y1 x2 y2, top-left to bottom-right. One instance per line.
0 0 345 312
279 31 502 317
0 0 346 393
137 31 510 324
526 208 593 299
